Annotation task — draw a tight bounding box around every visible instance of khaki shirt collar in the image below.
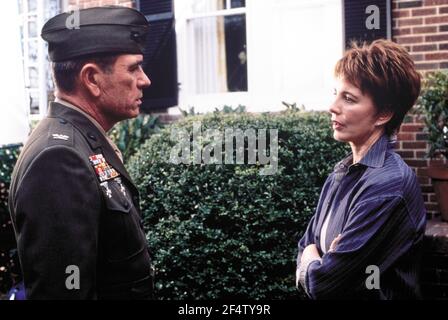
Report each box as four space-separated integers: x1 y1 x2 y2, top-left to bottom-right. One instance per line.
54 98 124 163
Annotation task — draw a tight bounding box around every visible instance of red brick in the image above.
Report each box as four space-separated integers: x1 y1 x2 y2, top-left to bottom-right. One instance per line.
396 35 424 44
398 18 423 27
394 28 412 36
429 159 447 166
402 141 428 149
440 43 448 50
419 177 431 186
411 53 425 61
397 132 415 140
440 25 448 32
413 26 438 34
425 15 448 24
412 8 437 16
422 185 435 193
394 10 411 18
413 44 438 51
425 203 440 212
425 0 448 5
400 124 425 132
416 132 429 140
430 194 438 202
425 52 448 60
440 6 448 14
418 167 429 176
416 62 440 70
406 159 429 167
397 150 415 158
400 0 423 8
416 151 427 158
426 34 448 42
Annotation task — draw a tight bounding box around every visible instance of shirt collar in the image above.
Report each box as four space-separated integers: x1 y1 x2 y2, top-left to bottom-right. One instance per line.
334 134 394 172
55 97 107 135
358 134 394 168
54 98 124 163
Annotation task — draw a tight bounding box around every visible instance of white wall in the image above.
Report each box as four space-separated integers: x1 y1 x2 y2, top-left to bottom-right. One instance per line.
0 1 29 146
172 0 343 114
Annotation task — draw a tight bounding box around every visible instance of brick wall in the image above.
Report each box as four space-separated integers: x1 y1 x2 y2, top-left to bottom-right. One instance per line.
396 115 447 219
393 0 448 219
393 0 448 72
393 1 448 300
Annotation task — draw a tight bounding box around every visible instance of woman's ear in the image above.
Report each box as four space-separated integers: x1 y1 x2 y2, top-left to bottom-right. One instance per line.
79 63 102 97
375 110 394 127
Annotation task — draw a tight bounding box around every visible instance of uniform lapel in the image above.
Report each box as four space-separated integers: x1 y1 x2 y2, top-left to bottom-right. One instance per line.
98 139 137 193
47 102 139 194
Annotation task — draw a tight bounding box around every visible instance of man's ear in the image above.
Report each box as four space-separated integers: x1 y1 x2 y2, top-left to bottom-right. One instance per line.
79 63 102 97
375 110 394 127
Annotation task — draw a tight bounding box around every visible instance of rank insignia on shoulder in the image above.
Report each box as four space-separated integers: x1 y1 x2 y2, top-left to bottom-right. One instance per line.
52 133 69 141
89 153 120 182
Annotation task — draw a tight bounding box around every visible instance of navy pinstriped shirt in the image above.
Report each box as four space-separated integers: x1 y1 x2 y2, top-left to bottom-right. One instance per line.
296 134 427 299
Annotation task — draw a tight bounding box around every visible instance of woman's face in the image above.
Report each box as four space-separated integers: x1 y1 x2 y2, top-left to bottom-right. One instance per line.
329 77 385 146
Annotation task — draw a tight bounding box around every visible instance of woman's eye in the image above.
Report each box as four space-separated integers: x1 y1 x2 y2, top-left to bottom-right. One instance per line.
344 95 354 103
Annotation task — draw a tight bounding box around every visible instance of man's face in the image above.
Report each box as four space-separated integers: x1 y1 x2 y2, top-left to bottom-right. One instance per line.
97 54 151 123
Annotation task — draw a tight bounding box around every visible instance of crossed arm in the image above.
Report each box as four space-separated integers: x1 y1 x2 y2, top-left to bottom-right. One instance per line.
295 234 341 288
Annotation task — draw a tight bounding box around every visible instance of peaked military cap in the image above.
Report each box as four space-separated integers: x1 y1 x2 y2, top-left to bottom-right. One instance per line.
41 6 149 62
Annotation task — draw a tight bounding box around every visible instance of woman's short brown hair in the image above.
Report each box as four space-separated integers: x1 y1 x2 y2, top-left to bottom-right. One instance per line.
334 39 421 136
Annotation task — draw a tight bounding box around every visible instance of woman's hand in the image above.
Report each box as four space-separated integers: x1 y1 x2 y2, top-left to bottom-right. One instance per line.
297 243 321 288
301 243 320 263
328 234 342 252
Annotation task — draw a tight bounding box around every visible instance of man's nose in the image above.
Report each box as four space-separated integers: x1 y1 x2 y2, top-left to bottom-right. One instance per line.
139 70 151 88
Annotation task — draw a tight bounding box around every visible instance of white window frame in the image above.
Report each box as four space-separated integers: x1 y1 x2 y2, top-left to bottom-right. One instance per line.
174 0 249 114
173 0 344 114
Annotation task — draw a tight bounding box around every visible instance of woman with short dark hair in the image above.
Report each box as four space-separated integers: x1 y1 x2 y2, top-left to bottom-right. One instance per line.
296 39 426 299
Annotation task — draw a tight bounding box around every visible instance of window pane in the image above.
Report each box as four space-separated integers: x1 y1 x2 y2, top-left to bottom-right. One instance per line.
27 0 36 12
28 67 38 88
224 14 247 92
44 0 60 20
190 14 247 93
29 91 39 115
28 40 38 63
28 20 37 37
231 0 245 8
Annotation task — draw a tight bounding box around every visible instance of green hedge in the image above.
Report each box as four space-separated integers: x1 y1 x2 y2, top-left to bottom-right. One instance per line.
109 114 163 163
128 110 350 299
0 144 22 296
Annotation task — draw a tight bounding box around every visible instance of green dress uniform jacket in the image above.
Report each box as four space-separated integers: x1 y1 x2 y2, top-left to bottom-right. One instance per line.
8 102 153 299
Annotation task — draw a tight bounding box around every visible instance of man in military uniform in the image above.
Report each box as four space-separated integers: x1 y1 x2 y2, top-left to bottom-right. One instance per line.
8 6 154 299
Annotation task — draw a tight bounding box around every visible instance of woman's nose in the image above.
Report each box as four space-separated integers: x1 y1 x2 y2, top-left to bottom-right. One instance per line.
329 100 341 115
